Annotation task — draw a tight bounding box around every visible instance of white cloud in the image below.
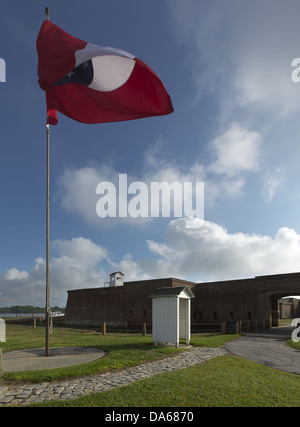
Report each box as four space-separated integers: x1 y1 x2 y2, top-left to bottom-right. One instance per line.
57 165 114 224
208 122 261 177
1 222 300 306
100 219 300 283
144 219 300 281
202 122 266 202
0 237 109 307
167 1 229 100
3 268 29 281
56 123 284 223
108 254 151 283
228 1 300 117
52 237 108 271
262 168 284 202
167 0 300 118
56 139 205 226
165 1 297 204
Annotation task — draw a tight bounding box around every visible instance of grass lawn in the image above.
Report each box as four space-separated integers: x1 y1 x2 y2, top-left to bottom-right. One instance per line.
0 325 239 383
1 324 300 407
32 356 300 407
0 325 188 382
288 339 300 350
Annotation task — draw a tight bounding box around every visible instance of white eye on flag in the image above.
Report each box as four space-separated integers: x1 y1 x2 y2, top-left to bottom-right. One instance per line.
88 55 135 92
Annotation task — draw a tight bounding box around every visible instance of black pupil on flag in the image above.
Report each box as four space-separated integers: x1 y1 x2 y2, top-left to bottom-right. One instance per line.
54 60 93 86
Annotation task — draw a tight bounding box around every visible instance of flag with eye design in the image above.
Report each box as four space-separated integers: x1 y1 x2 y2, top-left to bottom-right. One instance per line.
36 20 174 125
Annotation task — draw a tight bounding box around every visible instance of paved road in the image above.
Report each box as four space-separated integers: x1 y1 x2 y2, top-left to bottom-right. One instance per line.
225 326 300 375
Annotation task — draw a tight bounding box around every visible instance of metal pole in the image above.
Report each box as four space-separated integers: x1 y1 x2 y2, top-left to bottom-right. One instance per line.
45 6 50 20
45 123 50 357
44 6 51 358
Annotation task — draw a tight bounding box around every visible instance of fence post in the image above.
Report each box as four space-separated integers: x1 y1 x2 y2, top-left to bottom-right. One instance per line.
102 322 106 335
142 323 147 336
33 317 36 329
238 321 242 333
221 322 227 334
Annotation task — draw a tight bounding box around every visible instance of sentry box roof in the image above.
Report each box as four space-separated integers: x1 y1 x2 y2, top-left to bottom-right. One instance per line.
149 286 195 299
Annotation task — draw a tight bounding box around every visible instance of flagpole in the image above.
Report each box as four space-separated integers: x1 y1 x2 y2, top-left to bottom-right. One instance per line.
45 6 50 357
46 123 50 357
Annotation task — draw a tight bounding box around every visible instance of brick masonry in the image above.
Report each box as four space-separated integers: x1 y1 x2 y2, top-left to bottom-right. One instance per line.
64 272 300 329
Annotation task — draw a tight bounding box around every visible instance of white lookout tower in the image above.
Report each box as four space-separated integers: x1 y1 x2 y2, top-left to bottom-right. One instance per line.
108 271 124 287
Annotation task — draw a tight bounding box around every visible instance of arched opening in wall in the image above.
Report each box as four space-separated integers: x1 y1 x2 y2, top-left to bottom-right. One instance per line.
269 294 300 327
279 295 300 319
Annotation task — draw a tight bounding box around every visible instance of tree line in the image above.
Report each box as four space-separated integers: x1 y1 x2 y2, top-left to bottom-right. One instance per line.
0 306 65 314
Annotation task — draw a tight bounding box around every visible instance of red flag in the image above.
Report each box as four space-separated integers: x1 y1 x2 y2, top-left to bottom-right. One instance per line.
36 20 174 125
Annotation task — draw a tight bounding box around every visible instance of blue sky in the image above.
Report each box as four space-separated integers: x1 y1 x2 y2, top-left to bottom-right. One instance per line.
1 0 300 306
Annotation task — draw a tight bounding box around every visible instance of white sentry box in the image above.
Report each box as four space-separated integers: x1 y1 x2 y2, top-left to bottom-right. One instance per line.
150 286 195 348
